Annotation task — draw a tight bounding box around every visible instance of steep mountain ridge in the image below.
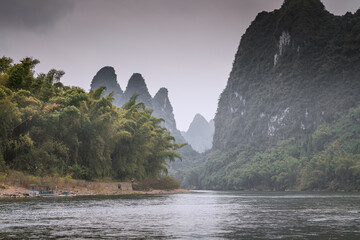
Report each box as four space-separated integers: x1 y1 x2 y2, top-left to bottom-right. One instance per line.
120 73 153 108
192 0 360 190
214 0 360 150
152 88 180 139
90 66 123 106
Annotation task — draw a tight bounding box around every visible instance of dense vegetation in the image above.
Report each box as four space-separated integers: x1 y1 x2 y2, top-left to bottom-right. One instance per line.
184 106 360 191
0 57 184 181
183 0 360 191
89 66 201 184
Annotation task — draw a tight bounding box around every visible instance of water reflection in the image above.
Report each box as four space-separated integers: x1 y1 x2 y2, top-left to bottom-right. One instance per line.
0 192 359 239
213 191 360 239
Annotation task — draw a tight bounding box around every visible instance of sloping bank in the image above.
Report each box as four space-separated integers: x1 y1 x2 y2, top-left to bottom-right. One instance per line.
0 172 192 199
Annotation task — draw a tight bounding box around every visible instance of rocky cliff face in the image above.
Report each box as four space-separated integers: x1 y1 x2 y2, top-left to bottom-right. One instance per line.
153 88 175 130
189 0 360 190
119 73 153 108
90 66 123 106
152 87 183 141
183 114 214 153
213 0 360 151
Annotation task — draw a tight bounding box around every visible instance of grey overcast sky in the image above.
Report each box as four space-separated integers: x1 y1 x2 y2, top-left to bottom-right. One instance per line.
1 0 359 131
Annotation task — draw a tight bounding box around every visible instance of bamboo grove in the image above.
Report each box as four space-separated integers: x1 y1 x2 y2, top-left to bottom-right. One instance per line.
0 57 185 180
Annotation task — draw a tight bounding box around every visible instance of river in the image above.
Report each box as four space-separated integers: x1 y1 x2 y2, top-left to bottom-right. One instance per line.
0 191 359 239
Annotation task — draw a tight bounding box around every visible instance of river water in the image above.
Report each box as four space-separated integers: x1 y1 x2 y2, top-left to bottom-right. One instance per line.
0 191 359 239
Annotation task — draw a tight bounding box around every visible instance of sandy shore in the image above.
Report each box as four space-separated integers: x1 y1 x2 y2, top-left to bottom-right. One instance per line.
0 183 192 199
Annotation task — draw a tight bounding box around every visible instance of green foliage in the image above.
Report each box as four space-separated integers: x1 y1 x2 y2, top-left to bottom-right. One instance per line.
137 175 181 190
299 107 360 190
0 57 184 182
190 106 360 191
6 57 39 91
0 56 13 74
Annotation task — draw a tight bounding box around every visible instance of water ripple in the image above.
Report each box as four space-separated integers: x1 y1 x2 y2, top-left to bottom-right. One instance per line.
0 192 359 239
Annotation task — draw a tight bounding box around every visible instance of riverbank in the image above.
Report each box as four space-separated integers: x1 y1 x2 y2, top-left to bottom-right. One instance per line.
0 182 192 199
0 171 192 199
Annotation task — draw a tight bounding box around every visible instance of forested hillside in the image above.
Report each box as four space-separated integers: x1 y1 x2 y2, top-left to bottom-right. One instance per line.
184 0 360 191
193 106 360 191
0 57 184 181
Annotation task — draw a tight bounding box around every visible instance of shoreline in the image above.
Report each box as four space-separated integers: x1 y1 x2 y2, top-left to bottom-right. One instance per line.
0 183 193 199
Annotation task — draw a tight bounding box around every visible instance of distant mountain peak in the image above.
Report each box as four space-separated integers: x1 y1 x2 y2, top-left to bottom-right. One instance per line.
153 87 173 113
193 113 208 123
186 113 210 133
154 87 169 102
281 0 325 9
96 66 115 74
122 73 153 107
125 73 148 92
155 87 168 96
90 66 122 95
183 113 214 153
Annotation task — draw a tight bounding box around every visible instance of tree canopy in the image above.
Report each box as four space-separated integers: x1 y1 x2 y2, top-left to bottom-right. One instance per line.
0 57 184 181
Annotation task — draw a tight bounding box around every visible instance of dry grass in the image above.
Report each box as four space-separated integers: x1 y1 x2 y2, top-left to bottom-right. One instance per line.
0 171 190 198
0 171 120 195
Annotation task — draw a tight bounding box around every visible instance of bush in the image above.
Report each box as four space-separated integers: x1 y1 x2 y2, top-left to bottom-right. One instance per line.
138 176 181 190
0 172 6 185
6 171 31 187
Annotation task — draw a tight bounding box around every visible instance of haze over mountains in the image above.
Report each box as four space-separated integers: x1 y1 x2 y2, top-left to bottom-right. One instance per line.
182 114 214 153
90 67 213 154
